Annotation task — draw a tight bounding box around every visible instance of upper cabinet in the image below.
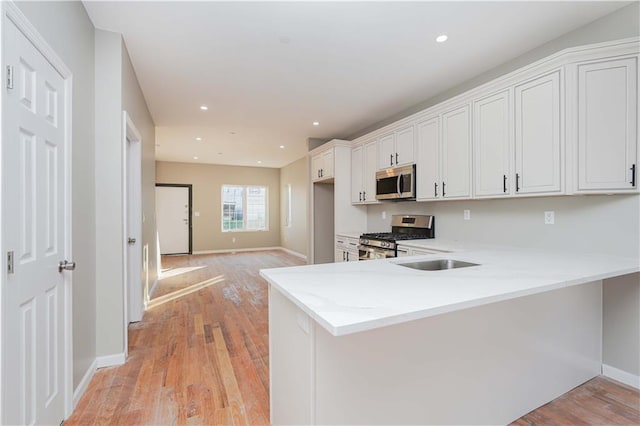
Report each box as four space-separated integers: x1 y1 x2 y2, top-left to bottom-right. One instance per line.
514 70 563 195
377 125 415 170
351 39 638 202
312 149 334 182
473 90 512 197
441 104 472 199
573 56 637 192
416 116 440 200
352 140 378 204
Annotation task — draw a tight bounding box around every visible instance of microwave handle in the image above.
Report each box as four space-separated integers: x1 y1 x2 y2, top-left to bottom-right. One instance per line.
397 174 403 194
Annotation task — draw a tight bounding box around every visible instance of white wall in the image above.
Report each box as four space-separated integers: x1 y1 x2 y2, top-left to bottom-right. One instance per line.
14 0 97 390
280 157 308 258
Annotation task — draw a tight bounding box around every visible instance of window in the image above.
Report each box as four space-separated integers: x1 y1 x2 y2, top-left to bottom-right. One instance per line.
222 185 268 231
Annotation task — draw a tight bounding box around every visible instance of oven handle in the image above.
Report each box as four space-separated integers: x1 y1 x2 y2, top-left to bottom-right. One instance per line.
358 245 396 259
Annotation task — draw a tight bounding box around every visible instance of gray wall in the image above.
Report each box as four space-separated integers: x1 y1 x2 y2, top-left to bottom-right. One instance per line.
156 161 281 252
15 0 97 390
280 157 309 258
360 3 640 377
121 43 158 313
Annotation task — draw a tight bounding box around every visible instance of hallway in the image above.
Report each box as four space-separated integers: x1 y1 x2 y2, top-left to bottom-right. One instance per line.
66 250 304 425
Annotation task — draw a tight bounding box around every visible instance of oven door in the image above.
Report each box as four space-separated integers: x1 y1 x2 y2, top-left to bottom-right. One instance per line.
358 245 396 260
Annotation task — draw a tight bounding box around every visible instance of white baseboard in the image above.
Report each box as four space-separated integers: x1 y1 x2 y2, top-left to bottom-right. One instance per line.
96 352 126 368
193 246 281 255
279 247 308 261
603 364 640 389
72 358 98 407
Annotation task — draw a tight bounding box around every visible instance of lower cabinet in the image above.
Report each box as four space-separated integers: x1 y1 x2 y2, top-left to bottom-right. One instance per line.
336 236 359 262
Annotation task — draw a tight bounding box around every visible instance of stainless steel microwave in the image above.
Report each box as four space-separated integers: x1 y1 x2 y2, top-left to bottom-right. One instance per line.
375 164 416 201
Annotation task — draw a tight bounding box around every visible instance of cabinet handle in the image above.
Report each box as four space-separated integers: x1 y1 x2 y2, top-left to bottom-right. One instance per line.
434 182 438 197
359 192 362 202
346 252 349 261
442 181 446 197
631 164 636 187
503 175 507 193
321 168 323 177
363 191 366 201
516 173 520 192
395 152 399 164
390 154 393 167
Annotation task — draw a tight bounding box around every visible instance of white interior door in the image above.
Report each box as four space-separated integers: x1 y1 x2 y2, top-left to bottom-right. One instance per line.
155 186 190 255
125 113 143 324
2 15 69 425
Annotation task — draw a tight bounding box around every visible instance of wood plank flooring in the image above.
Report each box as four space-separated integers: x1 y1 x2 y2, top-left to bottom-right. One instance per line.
65 250 639 425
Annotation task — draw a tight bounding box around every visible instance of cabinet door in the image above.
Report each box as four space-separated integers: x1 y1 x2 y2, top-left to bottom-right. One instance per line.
441 104 471 199
364 141 378 203
515 70 562 194
322 149 334 179
474 90 512 197
351 145 364 203
395 125 415 167
311 153 322 182
378 133 396 169
577 57 637 191
335 249 346 263
416 116 440 200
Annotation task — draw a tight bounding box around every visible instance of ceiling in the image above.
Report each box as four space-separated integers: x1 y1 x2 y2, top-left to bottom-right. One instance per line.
83 1 628 169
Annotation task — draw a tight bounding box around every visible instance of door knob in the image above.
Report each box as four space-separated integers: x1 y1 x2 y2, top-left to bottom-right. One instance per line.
128 237 136 244
58 260 76 273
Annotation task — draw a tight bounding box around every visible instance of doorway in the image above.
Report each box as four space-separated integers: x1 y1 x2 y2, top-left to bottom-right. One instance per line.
155 184 192 255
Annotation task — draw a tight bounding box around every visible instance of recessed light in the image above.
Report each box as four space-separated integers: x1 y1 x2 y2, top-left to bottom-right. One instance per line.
257 160 262 164
313 121 320 126
199 105 208 111
195 137 202 141
279 145 285 149
193 156 199 160
436 34 448 43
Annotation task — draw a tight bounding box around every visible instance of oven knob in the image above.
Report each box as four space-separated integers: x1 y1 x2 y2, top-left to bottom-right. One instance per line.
382 241 389 248
362 239 369 245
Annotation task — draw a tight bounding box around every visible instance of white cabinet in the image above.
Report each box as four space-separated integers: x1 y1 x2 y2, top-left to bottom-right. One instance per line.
473 90 512 197
416 116 441 200
514 70 563 195
575 56 638 192
352 141 378 204
312 149 334 182
441 104 472 199
335 236 359 262
378 125 415 170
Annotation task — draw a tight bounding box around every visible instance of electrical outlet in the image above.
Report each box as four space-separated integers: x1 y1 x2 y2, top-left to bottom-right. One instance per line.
194 211 200 217
382 211 387 220
232 237 236 243
544 211 555 225
463 209 471 220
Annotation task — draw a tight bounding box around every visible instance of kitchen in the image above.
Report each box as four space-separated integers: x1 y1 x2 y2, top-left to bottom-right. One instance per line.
262 15 640 425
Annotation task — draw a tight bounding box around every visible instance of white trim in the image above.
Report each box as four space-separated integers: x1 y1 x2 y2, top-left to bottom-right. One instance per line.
96 353 126 369
1 1 75 420
193 246 282 255
279 247 308 261
72 359 97 408
602 364 640 389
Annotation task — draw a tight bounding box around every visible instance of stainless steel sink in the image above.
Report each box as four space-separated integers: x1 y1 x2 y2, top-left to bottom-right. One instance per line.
396 259 480 271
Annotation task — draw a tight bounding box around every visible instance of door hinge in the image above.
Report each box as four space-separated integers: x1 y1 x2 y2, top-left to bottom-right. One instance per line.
7 251 14 274
6 65 13 90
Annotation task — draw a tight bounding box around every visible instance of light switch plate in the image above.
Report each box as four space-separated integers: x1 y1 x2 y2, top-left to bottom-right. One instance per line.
464 209 471 220
194 211 200 217
382 211 387 220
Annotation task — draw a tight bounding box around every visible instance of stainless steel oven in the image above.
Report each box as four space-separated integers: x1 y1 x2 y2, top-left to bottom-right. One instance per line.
358 215 435 260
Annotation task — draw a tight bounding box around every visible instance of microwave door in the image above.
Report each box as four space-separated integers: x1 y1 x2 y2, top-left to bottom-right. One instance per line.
376 175 400 200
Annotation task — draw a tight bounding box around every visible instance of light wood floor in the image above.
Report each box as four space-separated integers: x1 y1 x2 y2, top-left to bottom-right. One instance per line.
65 250 639 425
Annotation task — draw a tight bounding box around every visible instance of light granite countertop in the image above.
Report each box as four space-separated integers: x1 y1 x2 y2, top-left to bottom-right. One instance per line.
260 245 639 336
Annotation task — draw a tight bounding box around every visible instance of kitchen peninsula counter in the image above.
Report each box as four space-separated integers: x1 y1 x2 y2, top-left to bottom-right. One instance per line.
261 245 639 425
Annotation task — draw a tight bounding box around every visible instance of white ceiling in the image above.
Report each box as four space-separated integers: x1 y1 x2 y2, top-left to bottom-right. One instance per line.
83 1 627 169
